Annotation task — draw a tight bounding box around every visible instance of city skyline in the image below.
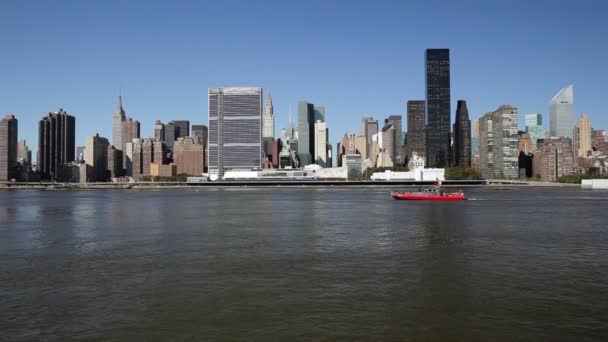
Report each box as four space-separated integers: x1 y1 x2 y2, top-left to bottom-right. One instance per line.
3 3 608 340
1 1 607 158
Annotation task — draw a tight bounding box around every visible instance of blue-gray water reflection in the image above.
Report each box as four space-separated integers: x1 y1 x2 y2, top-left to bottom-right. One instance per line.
1 187 607 341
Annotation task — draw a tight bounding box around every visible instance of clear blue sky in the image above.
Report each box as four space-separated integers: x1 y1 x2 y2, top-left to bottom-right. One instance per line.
1 0 607 157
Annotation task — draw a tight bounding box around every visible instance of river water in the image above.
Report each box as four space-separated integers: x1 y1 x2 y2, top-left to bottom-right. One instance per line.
1 187 607 341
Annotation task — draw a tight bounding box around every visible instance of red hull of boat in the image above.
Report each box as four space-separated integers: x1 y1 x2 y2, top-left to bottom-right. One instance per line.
392 193 465 201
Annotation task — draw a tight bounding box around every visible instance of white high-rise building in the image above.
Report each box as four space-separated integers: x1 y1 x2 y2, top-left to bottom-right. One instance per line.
314 120 327 167
112 96 126 149
262 91 274 138
549 85 574 138
208 87 263 177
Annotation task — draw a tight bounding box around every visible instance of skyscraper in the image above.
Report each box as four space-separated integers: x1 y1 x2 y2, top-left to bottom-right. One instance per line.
471 119 480 170
262 137 274 161
154 120 165 141
141 139 154 177
0 115 18 181
471 119 480 154
573 113 592 157
381 124 396 164
171 120 190 138
297 101 316 166
478 105 519 178
314 120 327 167
549 85 574 138
386 115 403 146
208 87 262 177
17 139 31 167
192 125 208 146
112 96 125 149
164 122 177 149
153 139 167 166
263 91 274 138
173 137 205 176
112 96 140 169
121 117 140 170
525 113 546 147
453 100 471 167
361 117 379 160
406 100 426 160
314 106 326 122
131 139 144 178
84 133 109 181
297 101 326 167
533 138 575 181
425 49 451 167
385 115 402 165
525 113 542 127
338 132 358 166
107 145 123 178
38 109 76 180
111 96 137 166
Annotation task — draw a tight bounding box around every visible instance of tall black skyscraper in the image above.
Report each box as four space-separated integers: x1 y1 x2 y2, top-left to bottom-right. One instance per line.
297 101 317 166
37 109 76 180
0 115 18 181
453 100 471 167
425 49 451 167
406 100 426 159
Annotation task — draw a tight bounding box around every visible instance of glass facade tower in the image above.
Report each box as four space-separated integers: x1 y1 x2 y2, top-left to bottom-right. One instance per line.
525 113 546 148
425 49 451 167
208 87 262 177
549 85 574 138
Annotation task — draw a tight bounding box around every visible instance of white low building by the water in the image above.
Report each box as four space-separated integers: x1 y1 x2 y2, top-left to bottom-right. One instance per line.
370 168 445 181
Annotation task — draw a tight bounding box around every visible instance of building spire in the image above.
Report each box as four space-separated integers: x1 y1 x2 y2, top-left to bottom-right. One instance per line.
115 95 125 118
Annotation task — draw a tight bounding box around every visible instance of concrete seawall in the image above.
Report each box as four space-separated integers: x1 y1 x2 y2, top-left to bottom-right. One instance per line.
581 179 608 190
1 179 580 190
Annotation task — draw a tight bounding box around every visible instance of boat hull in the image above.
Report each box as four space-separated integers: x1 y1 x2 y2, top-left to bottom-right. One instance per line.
392 193 465 201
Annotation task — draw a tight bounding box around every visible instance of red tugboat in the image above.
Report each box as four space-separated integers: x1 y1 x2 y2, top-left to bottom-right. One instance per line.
391 188 465 201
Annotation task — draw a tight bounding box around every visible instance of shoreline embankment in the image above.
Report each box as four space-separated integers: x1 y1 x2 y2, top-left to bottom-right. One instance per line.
0 179 581 191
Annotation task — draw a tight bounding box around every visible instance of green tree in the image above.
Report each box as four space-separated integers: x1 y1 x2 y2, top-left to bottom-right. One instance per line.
557 173 608 184
444 167 482 180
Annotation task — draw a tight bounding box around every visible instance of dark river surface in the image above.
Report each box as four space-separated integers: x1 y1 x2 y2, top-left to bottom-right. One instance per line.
1 187 607 341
